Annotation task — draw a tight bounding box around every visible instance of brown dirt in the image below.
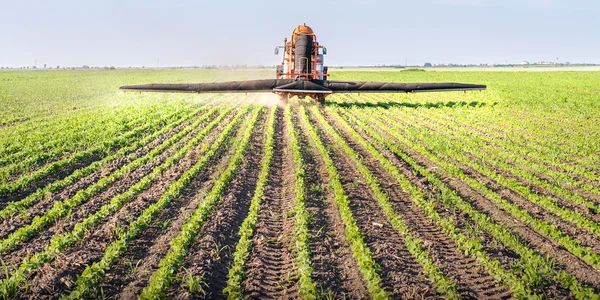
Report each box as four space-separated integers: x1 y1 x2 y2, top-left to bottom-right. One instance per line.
13 111 242 297
241 108 299 299
87 110 265 299
388 113 600 251
300 106 439 299
294 113 370 298
0 112 222 272
0 111 205 240
355 110 600 290
321 108 513 299
162 109 267 300
2 102 598 299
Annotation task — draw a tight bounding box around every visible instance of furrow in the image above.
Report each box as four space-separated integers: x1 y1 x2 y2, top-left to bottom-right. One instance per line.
0 106 223 257
134 106 262 299
156 106 267 299
299 103 414 299
293 107 370 299
340 107 599 296
319 106 512 299
0 105 248 298
242 106 300 299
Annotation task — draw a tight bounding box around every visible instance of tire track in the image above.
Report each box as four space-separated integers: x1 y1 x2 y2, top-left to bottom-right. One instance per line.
17 110 244 297
294 111 370 299
322 107 512 299
350 108 600 289
242 108 299 299
300 105 438 299
162 109 267 299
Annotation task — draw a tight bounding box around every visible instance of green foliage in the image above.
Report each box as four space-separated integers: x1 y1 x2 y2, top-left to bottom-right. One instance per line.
0 69 598 299
336 106 598 298
285 105 318 299
137 107 262 299
0 106 225 255
298 105 390 299
223 106 278 299
310 106 459 299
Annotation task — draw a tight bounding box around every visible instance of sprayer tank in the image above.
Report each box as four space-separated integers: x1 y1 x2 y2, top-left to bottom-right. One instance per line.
294 34 313 77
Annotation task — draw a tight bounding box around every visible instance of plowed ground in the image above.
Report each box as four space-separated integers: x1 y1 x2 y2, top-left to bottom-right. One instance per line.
1 70 600 299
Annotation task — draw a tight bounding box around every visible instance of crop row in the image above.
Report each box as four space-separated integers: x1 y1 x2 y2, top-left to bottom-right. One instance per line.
335 106 597 298
447 109 600 170
137 106 262 299
386 109 600 234
0 103 189 184
0 107 241 295
285 105 318 298
307 106 461 298
0 107 251 295
0 105 226 255
333 107 544 296
224 106 277 299
0 106 155 170
0 106 205 219
297 104 389 298
0 103 163 166
411 99 600 182
399 109 600 211
0 104 199 198
368 108 600 268
418 109 600 197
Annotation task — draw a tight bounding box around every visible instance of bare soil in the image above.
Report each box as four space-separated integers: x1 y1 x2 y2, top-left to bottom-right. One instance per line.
241 109 299 299
301 107 439 299
322 108 513 299
295 111 370 299
13 110 241 297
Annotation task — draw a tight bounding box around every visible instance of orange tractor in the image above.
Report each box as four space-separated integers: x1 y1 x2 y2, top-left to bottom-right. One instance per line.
274 24 330 102
121 24 485 103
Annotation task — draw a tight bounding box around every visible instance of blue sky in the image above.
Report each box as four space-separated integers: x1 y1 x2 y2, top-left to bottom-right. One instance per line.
1 0 599 67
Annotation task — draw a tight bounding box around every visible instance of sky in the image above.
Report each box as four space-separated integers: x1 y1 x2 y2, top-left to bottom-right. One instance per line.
1 0 599 67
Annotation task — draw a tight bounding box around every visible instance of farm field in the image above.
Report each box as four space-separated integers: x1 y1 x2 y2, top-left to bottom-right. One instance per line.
0 68 599 299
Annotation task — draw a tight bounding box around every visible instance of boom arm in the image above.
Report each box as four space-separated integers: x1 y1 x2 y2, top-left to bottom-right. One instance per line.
325 80 486 93
120 79 285 93
120 79 485 94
